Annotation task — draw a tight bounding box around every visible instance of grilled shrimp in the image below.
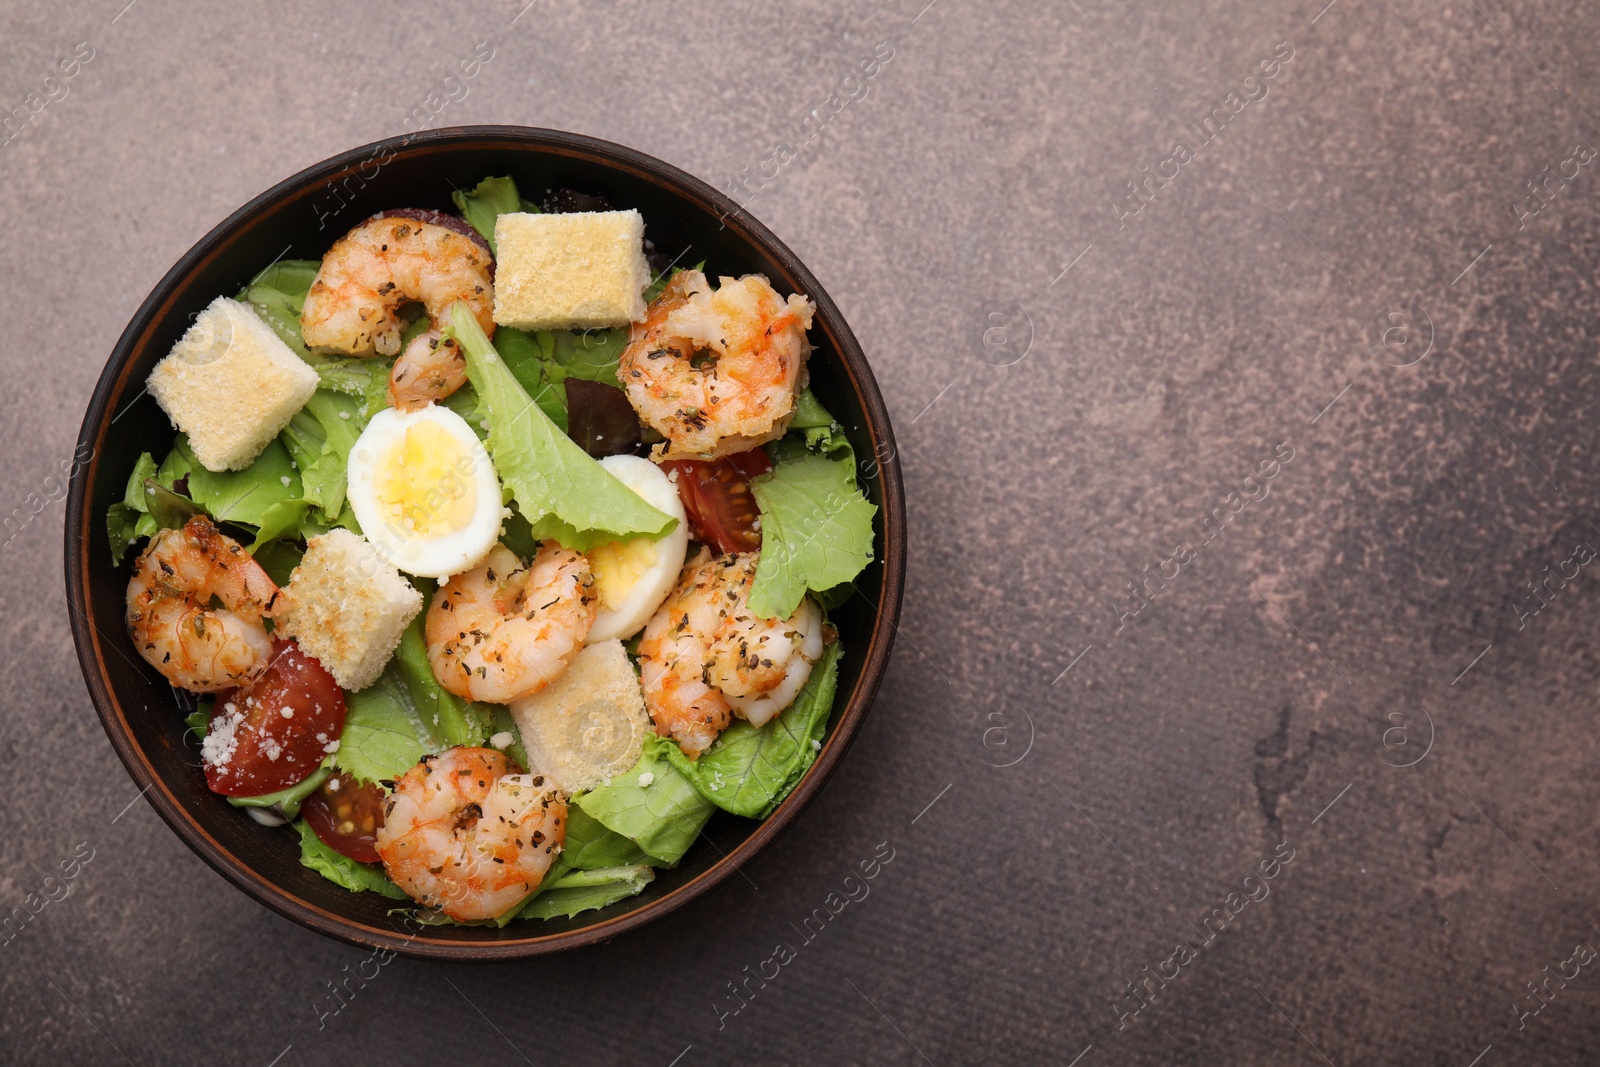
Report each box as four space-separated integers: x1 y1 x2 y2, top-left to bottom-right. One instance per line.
388 328 467 412
618 270 814 460
300 211 494 377
375 747 566 921
426 543 598 704
637 550 824 758
125 515 281 692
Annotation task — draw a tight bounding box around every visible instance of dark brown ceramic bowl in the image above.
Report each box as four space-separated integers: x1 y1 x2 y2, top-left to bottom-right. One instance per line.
64 126 904 961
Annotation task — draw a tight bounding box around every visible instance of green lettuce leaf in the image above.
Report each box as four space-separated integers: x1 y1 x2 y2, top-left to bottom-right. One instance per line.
166 436 303 531
451 176 524 254
297 501 362 541
424 281 611 433
542 328 627 386
664 640 841 818
104 505 142 563
145 480 204 531
241 260 319 354
447 302 676 551
784 388 854 458
439 383 490 441
226 762 333 819
335 669 431 785
483 857 572 927
517 864 653 920
107 454 219 564
120 435 310 553
251 539 304 587
107 453 159 565
747 447 876 620
393 607 491 748
790 387 835 430
496 504 540 561
121 453 158 510
296 819 408 899
561 805 649 869
280 390 363 521
344 853 654 925
495 326 567 429
307 356 390 417
184 706 210 739
573 736 715 867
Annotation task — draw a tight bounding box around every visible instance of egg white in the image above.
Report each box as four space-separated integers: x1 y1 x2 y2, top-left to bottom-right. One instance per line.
586 454 689 643
345 404 502 579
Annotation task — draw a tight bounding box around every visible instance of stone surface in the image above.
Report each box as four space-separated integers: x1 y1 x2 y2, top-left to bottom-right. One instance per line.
4 0 1600 1063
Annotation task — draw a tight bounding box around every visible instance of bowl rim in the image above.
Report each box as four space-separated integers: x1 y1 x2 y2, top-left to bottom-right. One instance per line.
63 124 906 961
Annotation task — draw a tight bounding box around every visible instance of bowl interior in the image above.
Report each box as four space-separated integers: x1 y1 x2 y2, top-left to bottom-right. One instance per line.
67 128 902 958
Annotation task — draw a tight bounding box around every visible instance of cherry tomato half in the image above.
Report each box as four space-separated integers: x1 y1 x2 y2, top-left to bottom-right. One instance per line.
302 773 386 863
660 448 772 555
204 639 346 797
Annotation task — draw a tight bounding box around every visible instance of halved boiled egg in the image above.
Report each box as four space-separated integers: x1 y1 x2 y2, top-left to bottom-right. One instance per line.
345 404 502 578
586 454 689 643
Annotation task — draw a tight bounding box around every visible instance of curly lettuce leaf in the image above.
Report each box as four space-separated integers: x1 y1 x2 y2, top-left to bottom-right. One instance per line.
297 501 362 541
573 736 715 868
296 819 408 899
145 480 204 531
517 864 653 920
664 640 841 818
109 432 319 560
447 302 676 552
747 448 876 620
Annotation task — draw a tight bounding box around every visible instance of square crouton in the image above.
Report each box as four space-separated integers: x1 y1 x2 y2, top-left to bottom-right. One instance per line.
509 639 652 791
281 529 422 691
492 209 651 330
147 296 319 472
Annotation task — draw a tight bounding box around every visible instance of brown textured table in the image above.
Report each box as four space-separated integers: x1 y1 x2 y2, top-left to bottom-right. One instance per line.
6 0 1600 1064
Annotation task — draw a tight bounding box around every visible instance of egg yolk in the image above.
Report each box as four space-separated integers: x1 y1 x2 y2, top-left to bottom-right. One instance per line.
589 537 658 610
372 421 477 536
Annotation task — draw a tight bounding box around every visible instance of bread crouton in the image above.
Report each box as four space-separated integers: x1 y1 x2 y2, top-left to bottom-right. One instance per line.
492 210 650 330
280 529 422 691
147 296 319 472
509 639 651 791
